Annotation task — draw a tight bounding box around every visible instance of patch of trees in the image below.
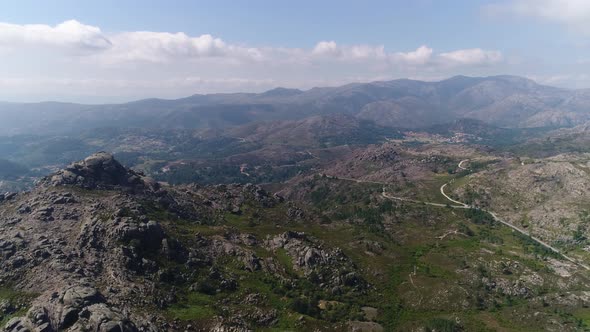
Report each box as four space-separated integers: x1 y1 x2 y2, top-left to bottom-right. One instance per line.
464 208 495 225
514 232 561 259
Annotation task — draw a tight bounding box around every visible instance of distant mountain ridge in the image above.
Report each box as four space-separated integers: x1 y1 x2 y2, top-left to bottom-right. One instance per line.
1 75 589 135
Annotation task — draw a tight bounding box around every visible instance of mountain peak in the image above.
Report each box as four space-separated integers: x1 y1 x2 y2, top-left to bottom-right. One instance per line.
261 87 303 97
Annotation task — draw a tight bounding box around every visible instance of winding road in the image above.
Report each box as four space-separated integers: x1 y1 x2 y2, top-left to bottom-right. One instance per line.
439 183 468 207
436 161 589 270
325 160 590 271
458 159 469 170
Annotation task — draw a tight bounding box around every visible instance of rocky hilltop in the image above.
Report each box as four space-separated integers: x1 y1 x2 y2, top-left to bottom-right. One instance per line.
0 153 367 331
41 152 159 191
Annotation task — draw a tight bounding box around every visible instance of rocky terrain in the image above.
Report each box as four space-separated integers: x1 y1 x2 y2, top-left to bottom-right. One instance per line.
449 152 590 265
0 153 374 331
2 152 590 331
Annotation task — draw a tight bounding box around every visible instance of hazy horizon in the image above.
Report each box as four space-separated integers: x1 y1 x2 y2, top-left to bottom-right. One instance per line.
0 73 581 105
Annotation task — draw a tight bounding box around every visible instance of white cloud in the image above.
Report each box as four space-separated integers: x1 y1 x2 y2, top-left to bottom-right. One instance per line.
0 19 503 67
0 20 112 53
312 41 341 56
312 41 386 60
485 0 590 33
102 32 266 63
108 32 227 62
0 19 510 101
0 20 263 63
348 45 386 59
439 48 503 66
392 45 433 65
309 43 499 67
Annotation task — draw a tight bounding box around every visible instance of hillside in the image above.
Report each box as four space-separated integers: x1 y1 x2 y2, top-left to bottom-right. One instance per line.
3 153 590 331
226 113 400 147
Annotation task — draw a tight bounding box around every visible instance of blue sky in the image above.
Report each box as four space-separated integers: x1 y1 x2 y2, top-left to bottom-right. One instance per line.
1 1 564 52
0 0 589 102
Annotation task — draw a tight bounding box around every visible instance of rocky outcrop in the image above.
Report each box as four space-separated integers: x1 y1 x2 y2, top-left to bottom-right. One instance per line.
41 152 158 191
4 285 137 332
0 156 169 330
266 232 368 294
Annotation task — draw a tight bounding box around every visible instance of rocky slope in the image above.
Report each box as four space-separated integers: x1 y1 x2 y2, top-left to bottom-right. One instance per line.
451 153 590 262
0 153 370 331
3 152 590 331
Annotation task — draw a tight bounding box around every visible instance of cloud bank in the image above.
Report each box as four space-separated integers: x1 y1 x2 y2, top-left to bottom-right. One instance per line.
0 19 508 102
0 20 504 66
0 20 112 52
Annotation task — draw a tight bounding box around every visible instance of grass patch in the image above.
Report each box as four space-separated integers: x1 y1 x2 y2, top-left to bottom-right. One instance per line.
165 292 216 321
0 288 37 327
275 248 298 276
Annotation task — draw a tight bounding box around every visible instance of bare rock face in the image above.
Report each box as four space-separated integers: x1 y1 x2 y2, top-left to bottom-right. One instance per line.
266 232 368 294
4 285 137 332
0 154 169 331
42 152 157 191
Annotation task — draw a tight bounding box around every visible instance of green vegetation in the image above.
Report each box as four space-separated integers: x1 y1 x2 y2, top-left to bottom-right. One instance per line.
514 232 561 260
464 208 496 225
166 292 216 321
273 176 590 330
307 179 392 234
424 318 462 332
0 288 37 326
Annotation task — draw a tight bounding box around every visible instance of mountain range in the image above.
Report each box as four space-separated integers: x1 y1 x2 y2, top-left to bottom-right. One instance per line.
2 75 590 136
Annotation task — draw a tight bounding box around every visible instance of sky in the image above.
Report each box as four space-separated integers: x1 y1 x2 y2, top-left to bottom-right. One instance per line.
0 0 589 103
